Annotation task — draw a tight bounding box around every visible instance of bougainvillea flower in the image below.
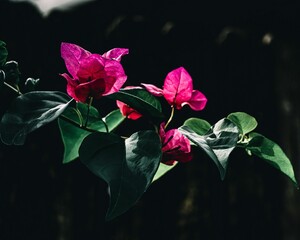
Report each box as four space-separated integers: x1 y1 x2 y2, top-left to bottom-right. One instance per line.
142 66 207 110
60 42 128 103
116 100 142 120
159 123 192 165
115 86 143 120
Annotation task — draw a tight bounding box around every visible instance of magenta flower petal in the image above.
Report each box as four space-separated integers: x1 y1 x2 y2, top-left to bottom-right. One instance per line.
183 90 208 111
73 84 91 103
61 42 91 79
102 60 127 95
60 42 128 102
162 129 191 154
159 124 192 165
102 48 129 62
116 100 142 120
142 67 207 112
76 55 106 83
141 83 164 96
163 67 193 109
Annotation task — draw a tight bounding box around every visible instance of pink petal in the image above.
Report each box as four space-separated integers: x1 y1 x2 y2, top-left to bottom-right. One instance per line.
162 129 191 153
159 122 166 139
76 55 106 83
60 73 79 101
102 60 127 95
116 100 142 120
74 84 91 103
102 48 129 62
141 83 164 96
183 90 207 111
61 42 91 79
163 67 193 109
161 128 192 164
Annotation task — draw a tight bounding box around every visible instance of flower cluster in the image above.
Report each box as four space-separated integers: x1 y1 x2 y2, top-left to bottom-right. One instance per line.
60 43 207 166
0 40 297 221
60 43 128 102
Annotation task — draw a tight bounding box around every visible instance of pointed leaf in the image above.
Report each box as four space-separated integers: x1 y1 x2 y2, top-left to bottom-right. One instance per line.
108 88 165 124
227 112 258 135
79 130 162 220
179 118 239 179
58 106 125 164
183 117 211 135
0 91 72 145
246 132 298 187
152 162 178 182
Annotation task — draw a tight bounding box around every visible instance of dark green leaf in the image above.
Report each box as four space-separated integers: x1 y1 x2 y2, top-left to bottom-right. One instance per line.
24 78 40 92
0 91 72 145
107 88 165 124
183 118 211 135
246 132 298 187
58 106 125 164
0 40 8 66
3 61 20 85
79 130 162 221
227 112 257 135
179 118 239 180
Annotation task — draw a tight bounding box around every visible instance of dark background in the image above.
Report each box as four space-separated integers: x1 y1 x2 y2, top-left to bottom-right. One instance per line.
1 0 300 239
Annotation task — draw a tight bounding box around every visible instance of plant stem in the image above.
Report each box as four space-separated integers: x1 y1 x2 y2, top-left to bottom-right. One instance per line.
74 105 84 127
59 115 98 133
84 97 93 127
3 81 21 95
164 105 175 129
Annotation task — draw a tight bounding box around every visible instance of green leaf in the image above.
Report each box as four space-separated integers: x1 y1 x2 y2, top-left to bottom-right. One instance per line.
0 40 8 66
183 118 211 135
107 88 165 124
58 105 125 164
103 109 126 132
3 61 21 85
79 130 162 221
24 78 40 92
227 112 258 135
246 132 298 187
0 91 72 145
179 118 239 180
152 162 178 182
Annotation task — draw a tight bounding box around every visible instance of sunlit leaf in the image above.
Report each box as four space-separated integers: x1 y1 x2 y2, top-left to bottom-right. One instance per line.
0 91 72 145
227 112 258 135
179 118 239 180
79 130 162 221
152 162 178 182
108 88 165 124
102 109 126 132
246 132 298 187
183 118 211 135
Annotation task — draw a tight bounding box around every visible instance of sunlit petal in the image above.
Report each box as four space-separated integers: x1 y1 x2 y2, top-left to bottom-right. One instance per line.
141 83 164 96
183 90 207 111
163 67 193 108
